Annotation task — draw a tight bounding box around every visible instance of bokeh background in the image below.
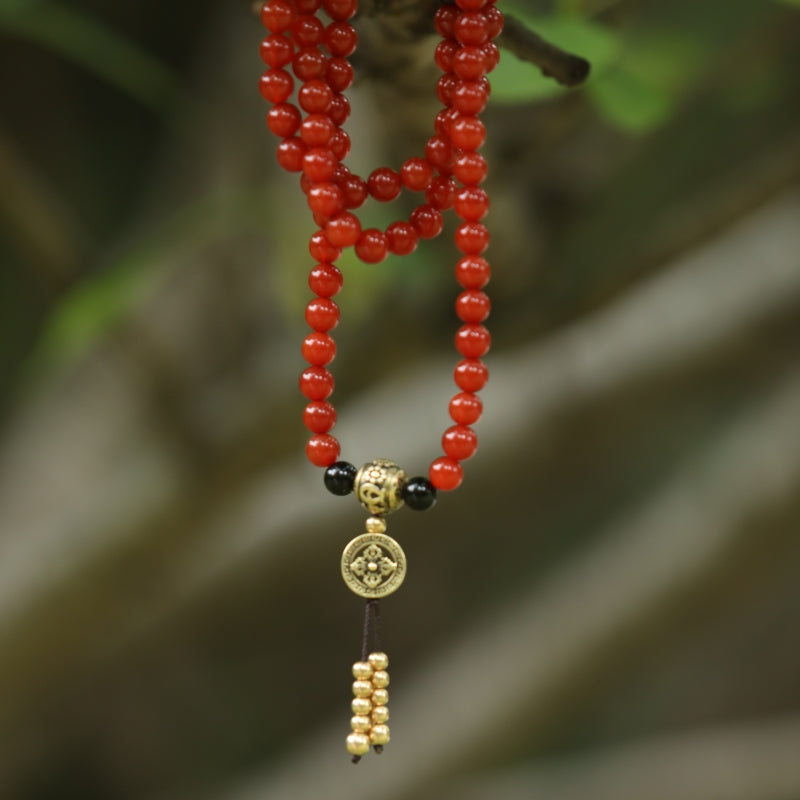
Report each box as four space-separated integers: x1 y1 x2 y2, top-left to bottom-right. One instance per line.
1 0 800 798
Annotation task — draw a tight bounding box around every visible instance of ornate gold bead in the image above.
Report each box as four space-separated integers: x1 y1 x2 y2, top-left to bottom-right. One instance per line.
355 460 407 515
372 688 389 706
371 669 390 689
370 724 391 746
368 651 389 671
352 680 373 698
352 697 372 716
352 661 373 680
365 516 387 533
371 705 390 724
350 715 372 733
346 732 371 757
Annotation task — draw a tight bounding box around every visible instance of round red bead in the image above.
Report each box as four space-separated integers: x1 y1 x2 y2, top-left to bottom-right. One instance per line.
261 0 295 33
266 102 302 137
400 157 434 191
325 212 362 247
276 137 307 172
425 135 456 172
302 332 337 365
324 22 357 56
386 221 418 256
454 186 489 220
482 42 500 72
456 323 491 358
368 168 402 202
327 93 351 125
410 205 444 239
302 147 338 181
453 80 488 114
429 457 463 491
338 173 368 208
300 113 335 146
455 255 491 288
449 391 483 424
305 297 340 331
260 34 294 68
449 115 486 151
434 5 458 38
426 176 457 210
455 0 488 10
307 182 344 219
442 425 478 460
299 366 335 400
455 222 490 254
326 57 354 92
308 263 343 296
453 152 488 185
298 79 333 113
306 433 340 466
292 46 327 80
484 5 504 38
292 14 325 47
435 39 459 73
355 228 389 264
329 129 351 160
454 358 488 391
453 46 488 80
303 401 337 434
309 230 341 263
456 290 491 322
436 73 459 106
259 69 294 103
323 0 357 21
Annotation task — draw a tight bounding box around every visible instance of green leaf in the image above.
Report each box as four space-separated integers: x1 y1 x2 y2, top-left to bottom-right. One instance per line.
587 68 674 133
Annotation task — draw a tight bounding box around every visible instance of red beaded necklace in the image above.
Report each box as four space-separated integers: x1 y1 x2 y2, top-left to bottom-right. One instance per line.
259 0 502 760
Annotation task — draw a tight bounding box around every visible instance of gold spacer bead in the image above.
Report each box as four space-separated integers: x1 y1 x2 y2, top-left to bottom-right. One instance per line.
352 661 374 680
355 460 407 515
370 724 391 746
365 516 387 533
368 651 389 671
372 688 389 706
351 697 372 716
351 715 372 733
371 669 390 689
352 680 373 698
346 732 370 757
371 705 390 724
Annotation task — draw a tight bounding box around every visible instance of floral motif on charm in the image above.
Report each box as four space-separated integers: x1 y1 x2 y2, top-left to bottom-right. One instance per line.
341 533 407 598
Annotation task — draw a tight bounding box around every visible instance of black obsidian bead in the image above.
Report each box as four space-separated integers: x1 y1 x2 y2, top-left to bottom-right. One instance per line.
324 461 357 496
401 477 437 511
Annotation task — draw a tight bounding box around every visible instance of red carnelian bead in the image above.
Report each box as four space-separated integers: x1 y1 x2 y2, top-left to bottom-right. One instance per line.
483 42 500 72
484 5 504 38
453 152 488 185
323 0 357 21
302 332 337 365
455 186 489 220
325 57 354 92
450 115 486 151
302 147 338 181
298 79 334 113
327 93 351 125
456 290 491 322
455 255 491 288
309 230 341 263
296 0 321 13
443 425 478 460
453 80 488 114
400 157 434 191
338 173 368 208
453 46 488 80
292 47 327 80
455 222 490 254
434 5 458 38
305 297 340 331
355 228 389 264
292 14 325 47
329 129 351 160
429 457 463 491
306 433 340 466
434 107 460 137
259 69 294 103
449 391 483 425
266 102 302 137
454 11 490 46
456 0 488 9
307 182 344 219
386 221 418 255
454 358 489 391
425 135 456 172
368 168 402 202
300 113 335 146
325 212 362 247
261 0 294 33
410 204 444 239
456 323 491 357
299 366 335 400
303 401 337 434
260 34 293 68
276 137 307 172
436 73 459 106
435 40 459 73
324 22 357 57
426 176 457 210
300 172 315 195
308 263 343 296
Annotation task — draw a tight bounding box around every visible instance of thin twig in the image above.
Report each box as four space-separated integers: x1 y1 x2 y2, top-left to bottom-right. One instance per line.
498 13 591 87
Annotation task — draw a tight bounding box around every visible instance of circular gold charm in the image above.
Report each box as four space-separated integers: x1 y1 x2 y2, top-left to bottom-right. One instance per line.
341 533 407 598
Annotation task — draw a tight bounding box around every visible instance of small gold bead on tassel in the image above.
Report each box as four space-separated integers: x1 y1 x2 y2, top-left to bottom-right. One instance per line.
347 651 391 761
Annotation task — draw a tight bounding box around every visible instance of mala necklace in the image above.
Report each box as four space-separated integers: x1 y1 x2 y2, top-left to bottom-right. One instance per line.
259 0 502 761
